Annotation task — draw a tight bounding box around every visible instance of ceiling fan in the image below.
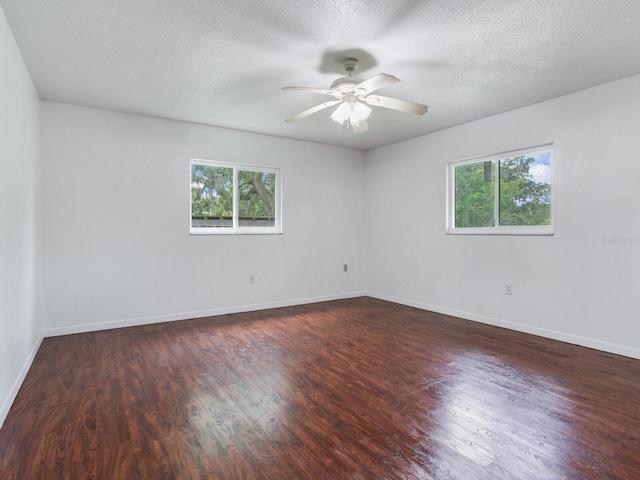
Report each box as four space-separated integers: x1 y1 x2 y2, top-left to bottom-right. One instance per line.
283 58 428 133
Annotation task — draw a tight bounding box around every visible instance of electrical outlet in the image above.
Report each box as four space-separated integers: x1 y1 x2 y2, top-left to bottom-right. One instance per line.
504 283 513 295
249 274 256 284
343 264 348 272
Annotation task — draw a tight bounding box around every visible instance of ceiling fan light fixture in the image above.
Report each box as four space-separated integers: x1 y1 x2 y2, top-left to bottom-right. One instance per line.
349 100 371 125
352 120 369 133
330 94 371 126
330 101 351 125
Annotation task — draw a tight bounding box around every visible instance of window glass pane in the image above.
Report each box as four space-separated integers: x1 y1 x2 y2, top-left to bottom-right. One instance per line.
191 164 233 228
238 170 276 227
498 152 551 226
454 161 495 228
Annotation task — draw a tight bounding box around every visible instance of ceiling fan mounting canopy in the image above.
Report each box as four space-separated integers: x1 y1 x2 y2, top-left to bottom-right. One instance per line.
283 57 428 133
341 57 359 74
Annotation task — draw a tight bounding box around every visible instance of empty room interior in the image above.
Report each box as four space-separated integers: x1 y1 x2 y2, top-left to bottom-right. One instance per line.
2 1 640 479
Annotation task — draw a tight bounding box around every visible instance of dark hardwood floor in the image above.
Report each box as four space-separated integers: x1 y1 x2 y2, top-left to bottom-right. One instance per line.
2 297 640 479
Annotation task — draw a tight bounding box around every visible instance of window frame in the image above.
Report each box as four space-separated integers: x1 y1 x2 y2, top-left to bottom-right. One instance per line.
190 159 282 235
446 145 553 236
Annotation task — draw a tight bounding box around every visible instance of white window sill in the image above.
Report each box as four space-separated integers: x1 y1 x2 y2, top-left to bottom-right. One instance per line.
446 226 553 236
190 228 283 235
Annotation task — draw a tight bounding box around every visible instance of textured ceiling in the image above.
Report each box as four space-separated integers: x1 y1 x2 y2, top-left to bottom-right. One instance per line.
3 0 640 150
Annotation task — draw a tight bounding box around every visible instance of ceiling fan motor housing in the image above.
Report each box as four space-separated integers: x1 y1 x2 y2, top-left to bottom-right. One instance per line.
330 58 365 94
330 76 365 93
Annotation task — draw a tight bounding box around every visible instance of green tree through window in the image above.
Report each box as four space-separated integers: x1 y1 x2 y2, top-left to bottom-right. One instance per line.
191 164 233 220
238 171 276 220
499 156 551 226
454 161 495 228
191 160 280 233
450 148 552 233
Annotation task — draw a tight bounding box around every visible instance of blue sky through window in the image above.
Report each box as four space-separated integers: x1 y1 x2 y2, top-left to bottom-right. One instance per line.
528 151 551 185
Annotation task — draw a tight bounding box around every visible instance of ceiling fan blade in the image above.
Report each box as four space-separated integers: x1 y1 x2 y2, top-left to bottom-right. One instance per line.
285 99 342 122
353 73 399 95
282 86 341 98
362 95 428 116
352 120 369 133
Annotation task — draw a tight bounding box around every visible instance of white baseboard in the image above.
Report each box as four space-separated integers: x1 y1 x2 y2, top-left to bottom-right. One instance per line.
367 291 640 361
43 291 368 337
0 332 44 429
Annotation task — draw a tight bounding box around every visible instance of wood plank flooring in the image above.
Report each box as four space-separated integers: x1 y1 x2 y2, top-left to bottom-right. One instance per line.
2 297 640 479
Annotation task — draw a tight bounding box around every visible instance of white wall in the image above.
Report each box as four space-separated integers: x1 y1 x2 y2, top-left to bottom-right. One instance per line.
366 74 640 358
0 8 42 425
41 102 366 334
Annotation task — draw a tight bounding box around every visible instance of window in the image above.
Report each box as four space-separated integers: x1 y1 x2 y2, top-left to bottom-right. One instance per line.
447 145 552 235
190 159 281 234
